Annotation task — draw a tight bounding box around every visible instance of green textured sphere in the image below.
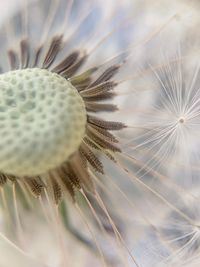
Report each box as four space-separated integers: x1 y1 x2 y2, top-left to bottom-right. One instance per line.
0 68 86 176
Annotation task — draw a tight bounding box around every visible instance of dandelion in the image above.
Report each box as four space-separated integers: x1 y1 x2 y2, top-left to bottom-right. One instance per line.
0 0 200 267
0 0 145 266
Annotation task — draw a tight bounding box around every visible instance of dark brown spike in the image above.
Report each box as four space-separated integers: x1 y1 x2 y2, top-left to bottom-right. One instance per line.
84 92 116 102
7 174 17 183
61 177 75 200
8 49 19 70
25 176 44 198
70 152 95 193
50 175 62 204
61 54 87 78
33 45 43 67
84 136 116 162
61 164 81 189
20 38 30 68
0 173 7 186
81 81 117 97
89 65 120 87
52 51 80 73
86 127 121 152
86 102 118 112
88 124 118 143
83 136 101 151
88 116 126 131
57 168 76 201
103 150 117 162
42 35 63 69
79 144 104 174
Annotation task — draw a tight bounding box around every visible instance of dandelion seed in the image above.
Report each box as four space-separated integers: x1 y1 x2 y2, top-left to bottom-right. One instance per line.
120 22 200 266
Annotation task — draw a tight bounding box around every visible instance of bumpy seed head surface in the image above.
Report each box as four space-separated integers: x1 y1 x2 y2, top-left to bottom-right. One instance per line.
0 68 86 177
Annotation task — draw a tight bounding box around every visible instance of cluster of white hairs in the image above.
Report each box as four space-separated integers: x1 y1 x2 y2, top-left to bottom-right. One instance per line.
0 1 199 267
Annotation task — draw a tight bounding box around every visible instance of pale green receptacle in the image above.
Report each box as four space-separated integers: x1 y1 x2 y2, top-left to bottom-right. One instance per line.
0 68 86 177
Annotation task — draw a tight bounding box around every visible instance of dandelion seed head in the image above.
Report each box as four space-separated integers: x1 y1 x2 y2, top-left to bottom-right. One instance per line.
0 68 86 176
0 0 199 266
